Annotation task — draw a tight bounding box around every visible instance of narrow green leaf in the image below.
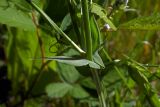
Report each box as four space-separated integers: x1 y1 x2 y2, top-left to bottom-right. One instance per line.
90 15 101 52
46 82 72 98
38 56 100 69
119 13 160 30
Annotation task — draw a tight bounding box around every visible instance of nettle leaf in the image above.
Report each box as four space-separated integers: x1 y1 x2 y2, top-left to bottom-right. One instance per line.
69 84 90 99
119 13 160 30
0 5 35 31
46 82 72 98
91 3 117 31
41 56 100 69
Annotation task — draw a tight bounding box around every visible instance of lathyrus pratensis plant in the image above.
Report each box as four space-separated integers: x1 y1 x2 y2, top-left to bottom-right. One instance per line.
25 0 160 107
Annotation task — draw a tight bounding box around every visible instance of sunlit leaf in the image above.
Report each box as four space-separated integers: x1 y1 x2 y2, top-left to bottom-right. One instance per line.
0 6 35 31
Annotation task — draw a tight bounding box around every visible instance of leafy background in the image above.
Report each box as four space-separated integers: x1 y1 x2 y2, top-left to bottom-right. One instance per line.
0 0 160 107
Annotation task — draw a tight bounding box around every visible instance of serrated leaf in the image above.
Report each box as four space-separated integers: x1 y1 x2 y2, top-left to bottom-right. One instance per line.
119 13 160 30
38 56 100 69
91 3 117 30
69 84 89 99
0 6 35 31
46 82 72 98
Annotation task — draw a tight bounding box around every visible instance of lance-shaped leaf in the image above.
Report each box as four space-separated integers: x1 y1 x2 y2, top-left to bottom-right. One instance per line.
36 56 100 69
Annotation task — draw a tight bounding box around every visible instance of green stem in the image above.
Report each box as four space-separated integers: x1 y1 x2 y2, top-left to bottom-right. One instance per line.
26 0 85 54
81 0 92 60
91 69 106 107
81 0 106 107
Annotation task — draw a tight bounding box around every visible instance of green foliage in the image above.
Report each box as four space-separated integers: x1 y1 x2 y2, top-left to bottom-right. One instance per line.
46 82 72 98
42 56 100 69
69 84 90 99
0 0 160 107
0 5 35 31
57 63 80 83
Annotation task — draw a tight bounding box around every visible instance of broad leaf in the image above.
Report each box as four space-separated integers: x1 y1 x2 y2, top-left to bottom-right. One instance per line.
0 5 35 31
57 63 80 83
91 3 117 31
46 82 72 98
119 13 160 30
31 69 59 95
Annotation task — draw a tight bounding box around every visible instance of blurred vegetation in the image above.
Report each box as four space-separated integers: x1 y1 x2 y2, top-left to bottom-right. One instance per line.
0 0 160 107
